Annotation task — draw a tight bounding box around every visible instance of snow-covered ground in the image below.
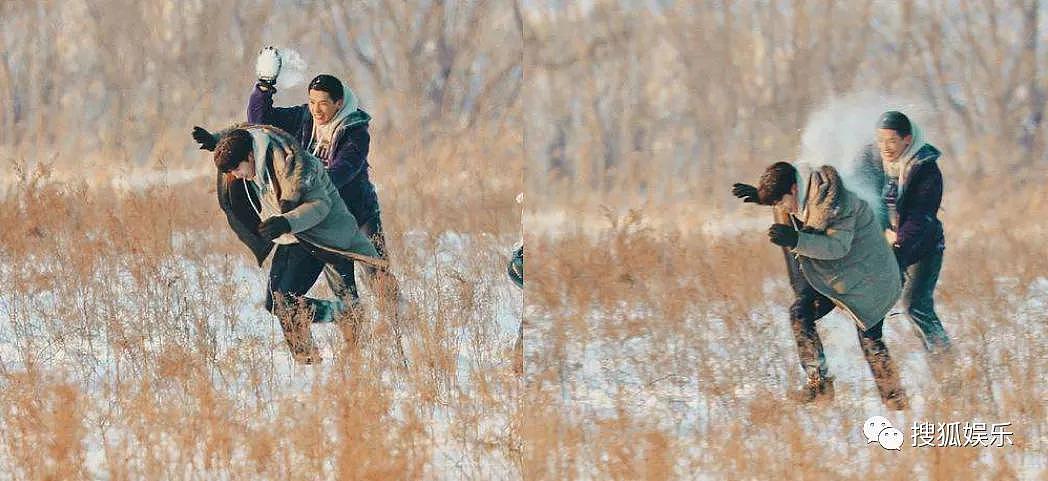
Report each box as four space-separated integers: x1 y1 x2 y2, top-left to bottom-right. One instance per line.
525 210 1047 479
0 226 522 479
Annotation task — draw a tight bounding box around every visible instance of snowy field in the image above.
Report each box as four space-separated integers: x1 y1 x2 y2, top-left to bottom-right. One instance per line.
0 178 523 480
524 209 1047 480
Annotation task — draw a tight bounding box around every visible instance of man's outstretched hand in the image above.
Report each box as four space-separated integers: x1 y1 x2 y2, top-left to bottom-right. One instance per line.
768 223 799 248
259 216 292 240
732 183 760 204
192 126 217 151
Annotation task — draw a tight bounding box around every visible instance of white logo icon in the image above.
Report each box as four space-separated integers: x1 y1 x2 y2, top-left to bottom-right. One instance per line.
863 416 902 450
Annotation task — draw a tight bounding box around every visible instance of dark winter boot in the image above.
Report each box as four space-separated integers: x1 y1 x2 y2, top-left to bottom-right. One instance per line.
859 336 908 410
335 300 367 347
929 348 963 396
289 343 321 365
283 326 321 365
788 374 835 403
883 390 909 411
276 299 321 364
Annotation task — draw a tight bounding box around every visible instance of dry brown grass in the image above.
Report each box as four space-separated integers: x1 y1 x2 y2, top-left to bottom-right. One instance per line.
523 169 1048 480
1 0 522 478
0 147 522 479
523 3 1047 476
7 0 1048 479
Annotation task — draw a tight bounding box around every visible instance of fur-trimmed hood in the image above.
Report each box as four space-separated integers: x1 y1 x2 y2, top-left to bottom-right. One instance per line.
242 123 319 207
800 165 848 232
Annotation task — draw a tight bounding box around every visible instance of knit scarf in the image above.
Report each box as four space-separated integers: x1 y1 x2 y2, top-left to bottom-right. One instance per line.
308 87 359 162
882 121 926 186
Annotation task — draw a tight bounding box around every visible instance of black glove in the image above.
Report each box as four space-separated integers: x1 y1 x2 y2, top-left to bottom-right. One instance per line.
257 80 276 92
768 223 799 248
258 216 292 240
732 183 760 204
192 126 217 151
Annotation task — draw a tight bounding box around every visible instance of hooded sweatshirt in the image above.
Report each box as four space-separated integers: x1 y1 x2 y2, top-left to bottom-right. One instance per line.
856 119 945 267
881 122 927 230
308 87 358 161
248 84 381 224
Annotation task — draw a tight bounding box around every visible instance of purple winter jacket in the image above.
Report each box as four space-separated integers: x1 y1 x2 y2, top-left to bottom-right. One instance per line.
857 143 946 268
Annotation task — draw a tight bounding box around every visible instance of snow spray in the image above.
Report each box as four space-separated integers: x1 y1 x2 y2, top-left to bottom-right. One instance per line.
275 47 308 90
795 91 936 213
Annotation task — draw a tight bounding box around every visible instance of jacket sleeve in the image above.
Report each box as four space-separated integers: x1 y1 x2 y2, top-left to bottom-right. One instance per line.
895 162 943 266
281 180 330 233
275 156 330 233
248 85 307 135
327 127 370 189
792 213 856 260
216 172 271 266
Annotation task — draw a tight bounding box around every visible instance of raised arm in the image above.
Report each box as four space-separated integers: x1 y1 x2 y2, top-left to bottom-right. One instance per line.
248 84 307 135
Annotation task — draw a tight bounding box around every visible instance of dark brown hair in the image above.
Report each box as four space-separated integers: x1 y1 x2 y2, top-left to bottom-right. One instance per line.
213 129 253 172
757 161 798 205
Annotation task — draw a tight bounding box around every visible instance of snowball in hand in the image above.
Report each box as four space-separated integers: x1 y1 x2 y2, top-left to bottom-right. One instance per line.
256 46 282 83
254 46 308 90
274 48 307 90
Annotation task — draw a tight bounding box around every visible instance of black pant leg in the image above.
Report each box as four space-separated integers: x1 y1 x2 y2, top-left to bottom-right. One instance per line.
265 243 327 313
785 250 835 379
266 243 327 357
857 321 906 402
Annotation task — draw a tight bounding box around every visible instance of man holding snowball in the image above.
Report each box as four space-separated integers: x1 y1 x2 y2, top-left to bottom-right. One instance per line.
247 47 395 311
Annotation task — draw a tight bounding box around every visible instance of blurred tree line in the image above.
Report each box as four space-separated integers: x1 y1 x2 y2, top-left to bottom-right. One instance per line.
0 0 522 175
525 0 1046 200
